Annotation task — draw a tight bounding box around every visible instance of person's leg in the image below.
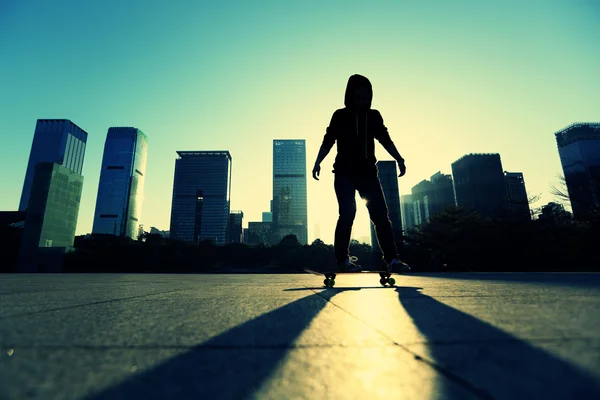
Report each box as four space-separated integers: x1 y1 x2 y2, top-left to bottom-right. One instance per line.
333 173 356 263
356 172 398 263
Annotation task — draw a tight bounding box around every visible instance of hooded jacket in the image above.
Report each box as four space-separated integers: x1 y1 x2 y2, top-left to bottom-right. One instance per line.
321 74 394 175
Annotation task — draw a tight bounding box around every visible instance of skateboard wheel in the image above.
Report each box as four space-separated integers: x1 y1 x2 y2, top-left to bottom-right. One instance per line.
323 278 335 288
380 278 387 286
388 277 396 286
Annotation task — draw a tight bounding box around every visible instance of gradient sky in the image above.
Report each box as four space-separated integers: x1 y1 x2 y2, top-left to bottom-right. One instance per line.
1 0 599 244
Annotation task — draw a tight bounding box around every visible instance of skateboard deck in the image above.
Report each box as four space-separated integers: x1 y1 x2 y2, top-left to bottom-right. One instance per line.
304 268 397 287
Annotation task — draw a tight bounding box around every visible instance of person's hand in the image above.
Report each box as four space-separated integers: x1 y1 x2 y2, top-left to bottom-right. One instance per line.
312 163 321 180
397 159 406 177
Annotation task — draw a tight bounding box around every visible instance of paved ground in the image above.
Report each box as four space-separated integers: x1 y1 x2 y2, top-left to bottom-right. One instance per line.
0 272 599 399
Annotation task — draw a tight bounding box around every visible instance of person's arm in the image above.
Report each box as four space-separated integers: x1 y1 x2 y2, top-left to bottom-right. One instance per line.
381 141 406 177
380 141 403 163
312 112 338 180
373 111 406 176
314 145 332 168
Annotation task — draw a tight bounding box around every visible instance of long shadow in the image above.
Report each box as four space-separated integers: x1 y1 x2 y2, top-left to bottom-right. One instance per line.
284 286 396 291
406 272 600 289
396 287 600 398
89 290 342 399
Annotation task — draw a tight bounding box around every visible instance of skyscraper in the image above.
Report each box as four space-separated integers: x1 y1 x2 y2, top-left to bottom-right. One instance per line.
400 194 416 232
411 179 434 225
272 140 308 245
413 198 423 226
262 212 273 222
228 210 244 243
555 123 600 219
19 119 87 211
247 221 272 246
92 127 148 238
504 171 531 221
18 162 84 272
451 153 508 219
370 161 402 250
430 171 456 215
409 173 455 228
169 151 232 244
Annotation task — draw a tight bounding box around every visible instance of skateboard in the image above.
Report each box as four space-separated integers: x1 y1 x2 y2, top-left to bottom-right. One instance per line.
304 268 397 288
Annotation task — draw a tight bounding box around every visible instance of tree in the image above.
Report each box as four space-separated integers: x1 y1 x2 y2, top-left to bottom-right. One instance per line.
311 238 326 247
550 172 600 220
550 174 571 207
408 205 489 270
539 202 572 225
279 234 300 248
142 233 165 245
527 193 542 218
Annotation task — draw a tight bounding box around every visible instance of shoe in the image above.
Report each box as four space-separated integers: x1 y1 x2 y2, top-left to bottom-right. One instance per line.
387 258 410 273
338 256 362 272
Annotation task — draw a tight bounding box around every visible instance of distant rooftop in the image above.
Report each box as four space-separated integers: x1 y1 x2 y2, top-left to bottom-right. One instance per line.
176 151 232 160
411 179 433 191
555 122 600 134
451 153 500 166
430 171 452 181
37 119 89 136
555 123 600 148
107 127 148 140
273 139 306 146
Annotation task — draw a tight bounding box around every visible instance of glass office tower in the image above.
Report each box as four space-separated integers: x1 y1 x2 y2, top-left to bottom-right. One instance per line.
400 194 416 232
228 210 244 244
451 153 508 219
504 171 531 221
555 123 600 219
92 127 148 238
18 162 84 272
19 119 87 211
411 179 434 226
170 151 232 244
21 162 84 248
272 140 308 245
430 171 456 216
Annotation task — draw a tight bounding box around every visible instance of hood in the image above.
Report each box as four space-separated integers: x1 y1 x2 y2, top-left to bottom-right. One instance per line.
344 74 373 110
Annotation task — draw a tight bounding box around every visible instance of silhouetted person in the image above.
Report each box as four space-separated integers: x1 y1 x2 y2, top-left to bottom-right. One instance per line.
312 74 410 273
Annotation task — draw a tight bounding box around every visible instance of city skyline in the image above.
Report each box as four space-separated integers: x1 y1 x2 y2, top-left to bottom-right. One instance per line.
2 1 599 243
7 117 597 245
